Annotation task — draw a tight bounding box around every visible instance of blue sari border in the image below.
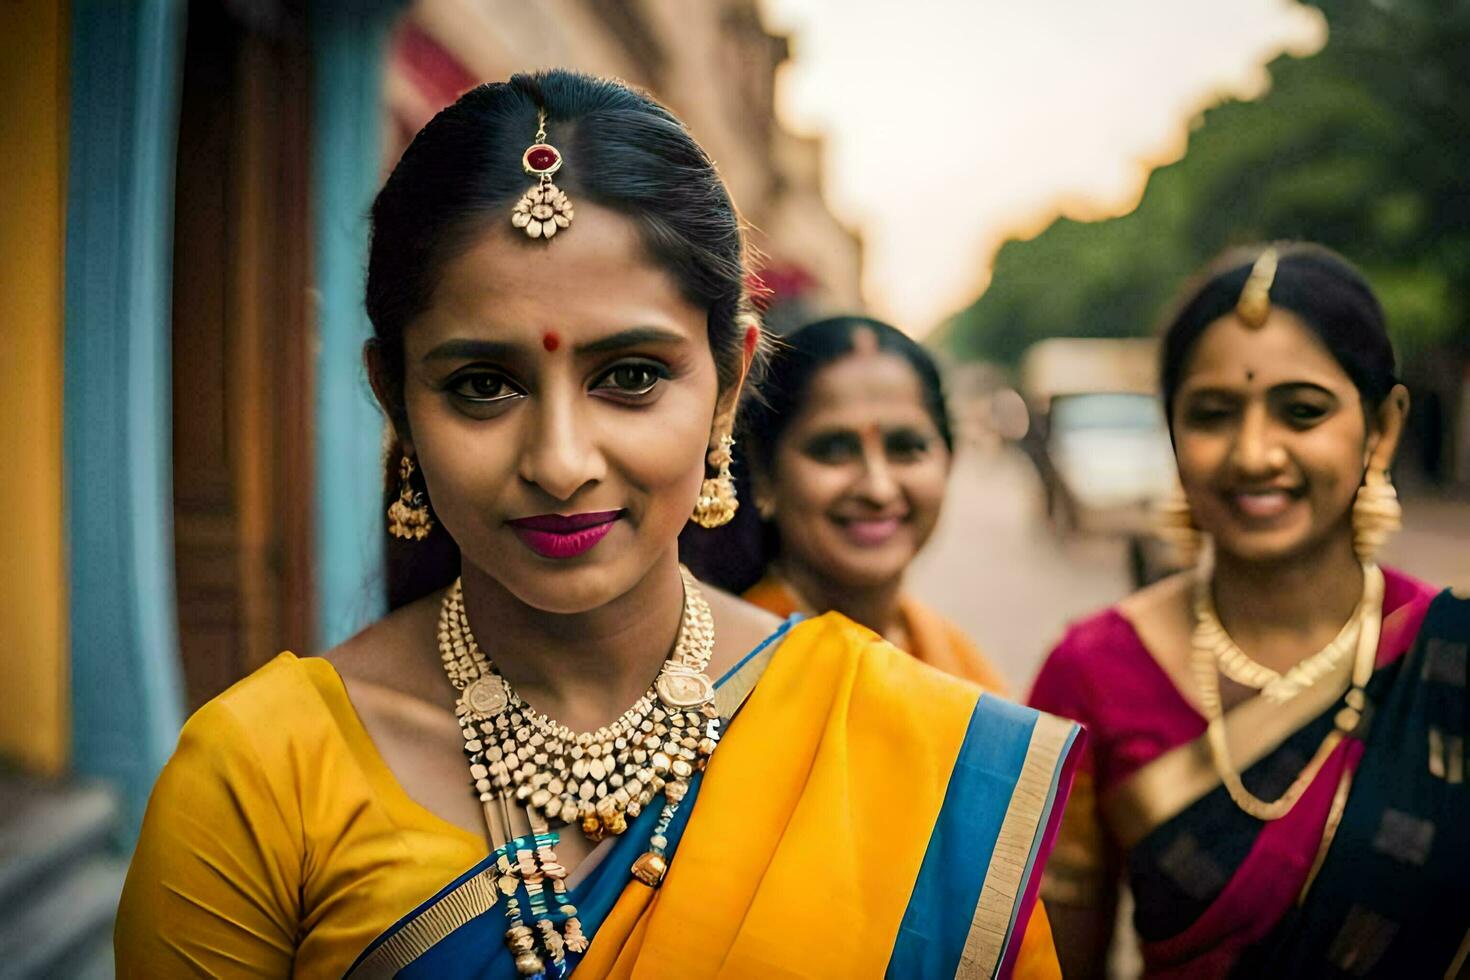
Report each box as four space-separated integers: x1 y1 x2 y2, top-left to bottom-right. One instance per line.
886 695 1081 979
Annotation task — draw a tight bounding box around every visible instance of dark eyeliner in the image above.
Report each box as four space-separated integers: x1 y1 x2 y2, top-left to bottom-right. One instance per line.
590 359 672 398
444 366 523 403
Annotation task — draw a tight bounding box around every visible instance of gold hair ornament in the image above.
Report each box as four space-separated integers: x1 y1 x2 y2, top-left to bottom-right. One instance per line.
1235 247 1279 328
511 109 574 239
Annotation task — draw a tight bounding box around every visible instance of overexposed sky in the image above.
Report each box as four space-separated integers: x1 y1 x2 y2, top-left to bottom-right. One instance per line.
760 0 1326 334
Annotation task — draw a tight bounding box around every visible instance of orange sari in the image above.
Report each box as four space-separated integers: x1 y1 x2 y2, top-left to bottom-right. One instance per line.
744 574 1010 694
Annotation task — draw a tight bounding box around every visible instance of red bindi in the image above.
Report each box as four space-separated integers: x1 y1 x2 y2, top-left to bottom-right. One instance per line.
542 331 561 353
743 324 759 356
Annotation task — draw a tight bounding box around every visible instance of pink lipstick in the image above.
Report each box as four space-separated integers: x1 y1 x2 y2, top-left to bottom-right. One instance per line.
840 516 903 547
507 510 622 559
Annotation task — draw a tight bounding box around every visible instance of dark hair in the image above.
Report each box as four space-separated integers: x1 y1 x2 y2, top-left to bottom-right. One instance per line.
366 70 757 609
681 315 950 594
1160 242 1398 425
743 315 954 474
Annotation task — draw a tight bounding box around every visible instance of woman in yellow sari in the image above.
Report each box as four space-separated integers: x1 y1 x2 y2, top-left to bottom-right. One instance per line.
115 71 1078 978
733 316 1008 693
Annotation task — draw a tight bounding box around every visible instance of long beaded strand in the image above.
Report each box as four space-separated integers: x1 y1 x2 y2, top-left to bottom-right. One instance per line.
439 566 718 976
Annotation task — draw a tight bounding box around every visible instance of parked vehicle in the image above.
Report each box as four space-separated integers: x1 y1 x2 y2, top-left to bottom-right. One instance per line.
1017 338 1179 585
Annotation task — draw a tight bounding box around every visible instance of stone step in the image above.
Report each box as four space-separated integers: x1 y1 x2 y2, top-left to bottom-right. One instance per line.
48 927 116 980
0 775 119 913
0 774 124 978
0 852 127 978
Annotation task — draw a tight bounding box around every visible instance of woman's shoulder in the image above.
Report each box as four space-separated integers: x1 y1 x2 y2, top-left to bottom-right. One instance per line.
182 595 443 771
1028 574 1187 715
176 652 343 770
1045 575 1182 671
777 611 999 711
1381 564 1442 622
1417 580 1470 649
765 610 1078 740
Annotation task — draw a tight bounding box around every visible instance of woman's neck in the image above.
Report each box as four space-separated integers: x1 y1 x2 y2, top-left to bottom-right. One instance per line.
1209 524 1366 669
776 559 906 646
458 550 685 732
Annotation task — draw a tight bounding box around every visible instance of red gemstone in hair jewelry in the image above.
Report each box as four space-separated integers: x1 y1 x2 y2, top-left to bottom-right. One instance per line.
743 324 759 356
526 145 559 172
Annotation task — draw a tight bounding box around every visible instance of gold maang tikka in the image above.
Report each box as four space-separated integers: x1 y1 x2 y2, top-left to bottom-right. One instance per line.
511 109 574 239
1235 247 1279 328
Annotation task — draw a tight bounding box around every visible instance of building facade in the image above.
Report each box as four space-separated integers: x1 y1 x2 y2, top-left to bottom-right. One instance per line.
2 0 860 841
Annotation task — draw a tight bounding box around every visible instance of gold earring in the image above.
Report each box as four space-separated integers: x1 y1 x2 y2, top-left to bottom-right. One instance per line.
692 434 738 528
1157 486 1202 566
1353 468 1400 563
387 455 434 540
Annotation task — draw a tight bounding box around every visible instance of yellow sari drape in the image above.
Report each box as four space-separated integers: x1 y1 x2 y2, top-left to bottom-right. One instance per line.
744 575 1010 694
575 612 1061 978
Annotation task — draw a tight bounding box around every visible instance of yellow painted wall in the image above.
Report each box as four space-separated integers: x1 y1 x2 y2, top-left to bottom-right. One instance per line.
0 0 69 775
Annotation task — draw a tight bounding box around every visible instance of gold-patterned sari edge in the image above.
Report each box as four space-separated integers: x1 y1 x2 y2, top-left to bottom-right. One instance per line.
342 622 787 979
957 711 1075 978
344 871 496 980
1103 650 1354 850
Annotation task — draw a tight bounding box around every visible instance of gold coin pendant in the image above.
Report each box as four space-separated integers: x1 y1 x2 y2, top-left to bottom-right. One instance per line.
464 676 509 717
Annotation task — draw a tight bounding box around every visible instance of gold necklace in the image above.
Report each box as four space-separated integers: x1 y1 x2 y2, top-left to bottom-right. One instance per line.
1193 562 1371 703
438 564 721 977
1190 563 1384 821
441 564 719 840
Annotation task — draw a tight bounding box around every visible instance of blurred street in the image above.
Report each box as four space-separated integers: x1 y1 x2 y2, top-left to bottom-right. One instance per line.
911 444 1470 696
909 445 1131 694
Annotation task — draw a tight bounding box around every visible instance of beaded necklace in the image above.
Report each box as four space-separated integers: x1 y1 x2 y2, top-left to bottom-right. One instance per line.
438 565 721 977
1192 560 1374 704
1190 562 1384 820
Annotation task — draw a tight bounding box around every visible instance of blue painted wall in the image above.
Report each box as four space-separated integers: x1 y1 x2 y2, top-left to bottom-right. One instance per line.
64 0 187 835
311 4 403 651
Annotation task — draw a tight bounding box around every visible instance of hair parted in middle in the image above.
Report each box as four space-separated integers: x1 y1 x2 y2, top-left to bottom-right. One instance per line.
742 314 955 475
1158 241 1398 427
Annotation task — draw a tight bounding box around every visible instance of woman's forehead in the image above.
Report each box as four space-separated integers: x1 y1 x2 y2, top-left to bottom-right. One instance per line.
1179 309 1354 392
798 352 931 422
409 203 702 351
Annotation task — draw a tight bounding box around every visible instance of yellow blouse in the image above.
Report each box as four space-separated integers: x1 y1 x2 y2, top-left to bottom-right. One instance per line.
114 652 486 979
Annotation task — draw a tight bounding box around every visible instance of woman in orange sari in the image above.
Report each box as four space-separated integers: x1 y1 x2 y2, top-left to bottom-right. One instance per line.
116 72 1077 978
731 315 1007 692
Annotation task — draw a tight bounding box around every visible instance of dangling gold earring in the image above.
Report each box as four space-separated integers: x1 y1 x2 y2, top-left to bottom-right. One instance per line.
692 434 738 528
1157 486 1203 566
1353 468 1401 563
387 455 434 540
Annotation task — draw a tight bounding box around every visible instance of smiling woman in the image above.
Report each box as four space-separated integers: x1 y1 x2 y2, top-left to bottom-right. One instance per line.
1029 243 1468 979
733 315 1010 693
115 71 1081 979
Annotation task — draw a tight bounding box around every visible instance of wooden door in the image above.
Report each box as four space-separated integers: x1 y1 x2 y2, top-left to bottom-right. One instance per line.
170 0 315 709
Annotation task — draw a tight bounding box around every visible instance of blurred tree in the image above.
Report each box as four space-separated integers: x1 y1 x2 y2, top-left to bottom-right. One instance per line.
937 0 1470 368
